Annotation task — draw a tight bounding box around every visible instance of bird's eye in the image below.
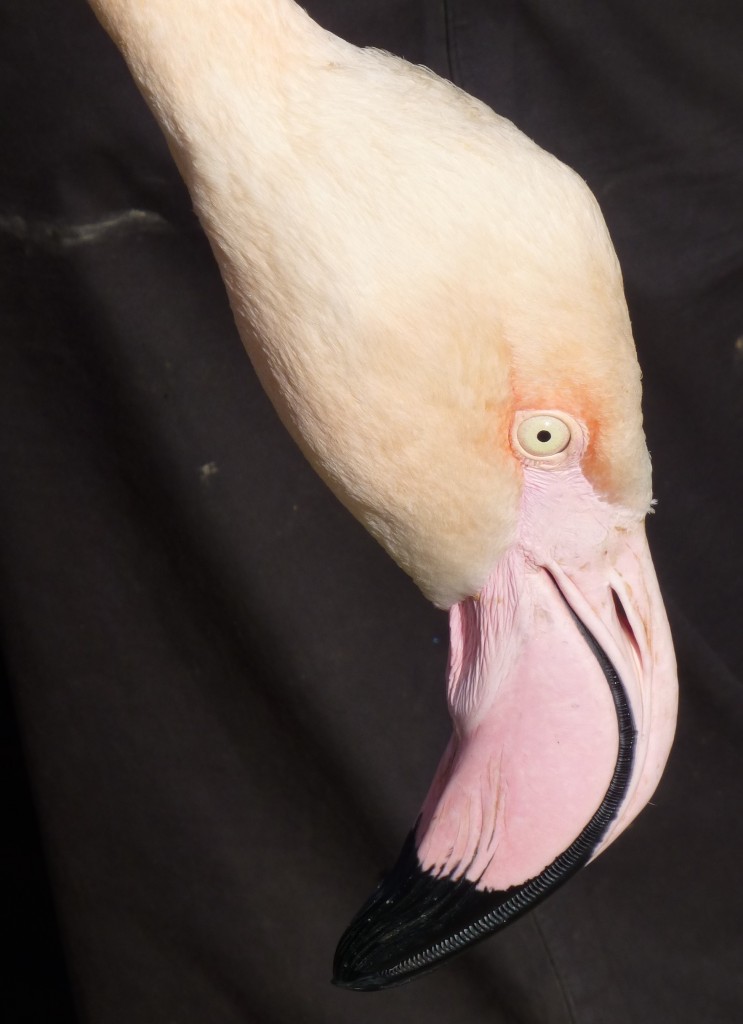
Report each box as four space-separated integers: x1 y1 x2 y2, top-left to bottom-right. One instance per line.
515 415 571 458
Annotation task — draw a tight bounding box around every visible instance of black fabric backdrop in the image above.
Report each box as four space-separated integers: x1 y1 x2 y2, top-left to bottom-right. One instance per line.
2 1 742 1021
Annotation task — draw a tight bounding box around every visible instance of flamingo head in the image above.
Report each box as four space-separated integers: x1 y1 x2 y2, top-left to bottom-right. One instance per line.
297 66 680 990
83 5 678 987
183 53 679 988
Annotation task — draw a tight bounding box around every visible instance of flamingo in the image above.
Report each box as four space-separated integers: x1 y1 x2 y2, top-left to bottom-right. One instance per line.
86 0 678 990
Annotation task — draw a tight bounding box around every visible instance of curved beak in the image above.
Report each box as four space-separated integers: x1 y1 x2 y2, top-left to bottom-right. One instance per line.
334 502 677 990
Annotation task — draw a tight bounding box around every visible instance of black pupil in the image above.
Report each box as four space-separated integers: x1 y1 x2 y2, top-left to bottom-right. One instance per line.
537 430 552 443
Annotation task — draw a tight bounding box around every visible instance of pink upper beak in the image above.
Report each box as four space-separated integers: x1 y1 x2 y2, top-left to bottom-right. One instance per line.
334 464 677 989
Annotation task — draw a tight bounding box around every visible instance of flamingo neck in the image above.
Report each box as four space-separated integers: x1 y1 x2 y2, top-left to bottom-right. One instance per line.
88 0 324 82
87 0 350 331
86 0 340 172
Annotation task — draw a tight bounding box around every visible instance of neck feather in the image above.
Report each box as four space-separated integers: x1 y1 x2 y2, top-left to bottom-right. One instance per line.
88 0 338 144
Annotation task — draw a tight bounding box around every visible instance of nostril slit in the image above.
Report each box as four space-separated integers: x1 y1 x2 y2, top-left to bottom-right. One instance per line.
611 588 643 670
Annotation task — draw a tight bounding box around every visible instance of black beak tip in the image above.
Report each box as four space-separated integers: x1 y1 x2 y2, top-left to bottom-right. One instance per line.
331 966 390 992
330 831 437 991
333 922 421 991
331 939 372 990
330 830 502 991
331 911 402 992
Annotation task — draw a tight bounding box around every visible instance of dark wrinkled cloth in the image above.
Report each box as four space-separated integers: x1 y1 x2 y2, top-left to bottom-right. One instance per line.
2 1 742 1021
